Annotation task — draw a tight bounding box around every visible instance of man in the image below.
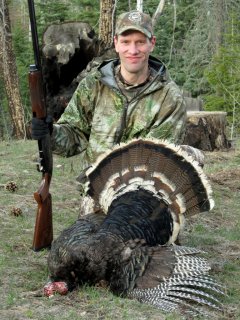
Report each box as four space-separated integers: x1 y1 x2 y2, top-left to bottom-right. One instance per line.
32 10 201 180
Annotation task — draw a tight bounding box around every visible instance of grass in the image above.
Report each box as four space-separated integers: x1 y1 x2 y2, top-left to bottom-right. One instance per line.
0 139 240 319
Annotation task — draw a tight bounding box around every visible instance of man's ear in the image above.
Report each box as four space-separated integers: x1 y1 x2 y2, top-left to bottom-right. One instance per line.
114 35 119 52
150 36 156 52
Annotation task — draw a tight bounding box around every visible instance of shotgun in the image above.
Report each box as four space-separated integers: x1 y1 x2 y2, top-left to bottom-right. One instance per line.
28 0 53 251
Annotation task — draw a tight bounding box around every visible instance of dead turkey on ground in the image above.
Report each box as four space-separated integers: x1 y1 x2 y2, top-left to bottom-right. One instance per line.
45 139 224 316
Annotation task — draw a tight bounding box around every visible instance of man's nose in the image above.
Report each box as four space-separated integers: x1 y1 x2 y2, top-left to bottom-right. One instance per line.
128 44 139 54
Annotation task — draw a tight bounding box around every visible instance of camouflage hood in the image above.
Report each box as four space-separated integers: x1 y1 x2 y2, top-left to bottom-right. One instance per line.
99 56 169 93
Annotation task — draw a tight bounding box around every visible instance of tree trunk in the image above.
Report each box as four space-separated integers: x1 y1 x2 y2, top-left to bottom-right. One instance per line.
152 0 165 28
0 0 25 138
99 0 116 48
183 111 230 151
136 0 143 12
41 21 108 120
0 79 7 138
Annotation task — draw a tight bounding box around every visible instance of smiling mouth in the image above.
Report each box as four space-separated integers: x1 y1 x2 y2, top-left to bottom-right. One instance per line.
126 57 141 62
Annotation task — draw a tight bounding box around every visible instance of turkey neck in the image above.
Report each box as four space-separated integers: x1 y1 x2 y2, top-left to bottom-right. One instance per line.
99 189 174 246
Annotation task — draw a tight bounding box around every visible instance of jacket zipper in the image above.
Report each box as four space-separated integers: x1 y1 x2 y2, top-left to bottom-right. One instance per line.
114 101 128 144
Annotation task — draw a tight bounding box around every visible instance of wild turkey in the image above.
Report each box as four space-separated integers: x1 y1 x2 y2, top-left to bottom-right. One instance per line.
45 139 224 316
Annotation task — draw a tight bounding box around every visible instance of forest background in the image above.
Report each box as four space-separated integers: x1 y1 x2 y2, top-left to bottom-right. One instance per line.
0 0 240 142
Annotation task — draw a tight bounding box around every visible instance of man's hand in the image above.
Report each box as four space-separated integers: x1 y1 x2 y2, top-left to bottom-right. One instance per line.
31 115 53 140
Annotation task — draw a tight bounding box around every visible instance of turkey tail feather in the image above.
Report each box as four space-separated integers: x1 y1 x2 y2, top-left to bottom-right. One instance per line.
125 244 224 316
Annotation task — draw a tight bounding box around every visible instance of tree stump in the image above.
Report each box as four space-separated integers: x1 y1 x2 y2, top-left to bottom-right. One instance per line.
183 111 230 151
41 22 105 120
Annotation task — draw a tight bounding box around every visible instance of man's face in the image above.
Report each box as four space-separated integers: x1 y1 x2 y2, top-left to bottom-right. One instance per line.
114 31 156 75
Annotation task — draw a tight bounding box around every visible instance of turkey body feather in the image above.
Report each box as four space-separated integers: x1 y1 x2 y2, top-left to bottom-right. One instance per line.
100 189 174 245
46 139 223 315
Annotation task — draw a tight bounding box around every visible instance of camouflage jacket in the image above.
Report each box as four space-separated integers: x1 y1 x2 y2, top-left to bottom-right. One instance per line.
52 56 187 173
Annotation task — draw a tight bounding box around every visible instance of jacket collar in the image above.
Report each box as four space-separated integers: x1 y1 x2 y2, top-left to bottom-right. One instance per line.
99 56 169 90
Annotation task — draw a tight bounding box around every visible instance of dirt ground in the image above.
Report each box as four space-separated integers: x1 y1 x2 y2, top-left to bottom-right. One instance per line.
0 140 239 320
209 167 240 190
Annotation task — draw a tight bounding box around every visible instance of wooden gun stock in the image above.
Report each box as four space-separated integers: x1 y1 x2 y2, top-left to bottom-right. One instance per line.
32 173 53 251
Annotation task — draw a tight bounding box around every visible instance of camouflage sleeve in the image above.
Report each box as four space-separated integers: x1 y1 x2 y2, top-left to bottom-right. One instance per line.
51 71 99 157
51 124 89 157
146 81 187 144
144 81 204 166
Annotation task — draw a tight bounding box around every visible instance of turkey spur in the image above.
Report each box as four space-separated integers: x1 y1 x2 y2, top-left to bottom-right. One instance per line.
46 139 224 315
